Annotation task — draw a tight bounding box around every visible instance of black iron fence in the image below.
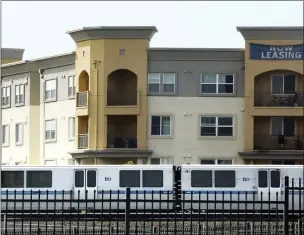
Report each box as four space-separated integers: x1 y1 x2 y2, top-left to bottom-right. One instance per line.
1 176 303 234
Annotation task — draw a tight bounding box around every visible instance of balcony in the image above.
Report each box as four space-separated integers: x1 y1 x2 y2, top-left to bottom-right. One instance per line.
78 134 88 149
254 135 304 151
76 91 89 116
107 137 137 149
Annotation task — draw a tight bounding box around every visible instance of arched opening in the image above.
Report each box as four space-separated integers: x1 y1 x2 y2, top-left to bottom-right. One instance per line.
254 69 304 107
107 69 138 106
78 70 89 92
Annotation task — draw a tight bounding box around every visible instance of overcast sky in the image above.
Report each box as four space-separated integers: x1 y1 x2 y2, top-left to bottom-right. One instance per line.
2 1 304 60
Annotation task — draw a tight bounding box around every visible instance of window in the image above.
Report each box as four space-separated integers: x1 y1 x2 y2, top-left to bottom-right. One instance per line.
68 76 76 98
258 171 268 188
148 73 160 93
75 171 84 187
162 73 175 93
151 157 171 165
1 171 24 188
119 170 140 187
44 160 56 165
142 170 163 187
201 74 234 94
270 170 280 188
2 125 9 146
87 170 96 187
214 170 235 188
45 79 57 101
151 115 172 136
68 117 75 139
45 119 56 141
1 86 11 107
272 75 295 94
191 170 212 187
15 84 24 105
272 160 295 165
200 116 233 137
271 117 295 137
26 171 52 188
15 123 23 145
119 49 125 56
200 159 233 165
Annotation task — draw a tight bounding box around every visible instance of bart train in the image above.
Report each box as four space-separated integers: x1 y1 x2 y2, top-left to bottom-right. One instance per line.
1 164 303 213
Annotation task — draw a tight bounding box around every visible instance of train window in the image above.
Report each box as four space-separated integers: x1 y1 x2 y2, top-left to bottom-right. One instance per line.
119 170 140 187
142 170 163 187
191 170 212 187
87 170 96 187
258 171 268 188
26 171 52 188
214 170 235 188
271 170 280 188
75 170 84 187
1 171 24 188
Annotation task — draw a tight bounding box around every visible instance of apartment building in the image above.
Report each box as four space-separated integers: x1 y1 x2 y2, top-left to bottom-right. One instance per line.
1 26 303 166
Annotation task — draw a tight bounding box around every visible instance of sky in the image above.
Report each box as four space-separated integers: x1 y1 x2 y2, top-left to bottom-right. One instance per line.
2 1 304 60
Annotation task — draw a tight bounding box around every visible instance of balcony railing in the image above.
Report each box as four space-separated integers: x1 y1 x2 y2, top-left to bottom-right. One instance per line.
107 89 138 106
254 135 304 151
254 91 304 107
78 134 88 149
107 137 137 148
76 91 88 107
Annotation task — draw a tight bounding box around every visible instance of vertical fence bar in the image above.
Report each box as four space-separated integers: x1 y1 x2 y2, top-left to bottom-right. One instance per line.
13 190 16 235
54 190 57 234
292 178 295 235
125 187 131 235
45 190 49 234
69 190 72 234
5 190 8 235
21 190 24 235
299 178 302 235
284 176 289 235
62 190 64 234
93 190 96 235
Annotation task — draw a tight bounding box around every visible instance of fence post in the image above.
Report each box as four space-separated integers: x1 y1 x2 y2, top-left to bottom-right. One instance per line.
284 176 289 235
125 187 131 235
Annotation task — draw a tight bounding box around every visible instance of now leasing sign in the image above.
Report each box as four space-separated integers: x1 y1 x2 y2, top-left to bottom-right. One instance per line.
250 43 304 60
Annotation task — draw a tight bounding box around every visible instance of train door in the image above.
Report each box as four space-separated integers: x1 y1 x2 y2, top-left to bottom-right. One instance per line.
258 169 281 202
74 169 98 200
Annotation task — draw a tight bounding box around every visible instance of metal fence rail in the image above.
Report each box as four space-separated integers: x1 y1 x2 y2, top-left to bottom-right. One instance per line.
1 176 303 235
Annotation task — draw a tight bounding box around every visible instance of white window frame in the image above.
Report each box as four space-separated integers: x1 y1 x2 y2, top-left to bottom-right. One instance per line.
68 117 75 140
15 123 23 146
200 116 234 137
199 158 233 165
45 119 57 142
44 159 57 165
148 73 161 93
271 74 296 95
150 115 172 137
162 73 176 94
2 125 10 146
68 75 76 98
1 86 11 108
200 74 235 94
45 79 57 101
151 157 172 165
15 84 25 106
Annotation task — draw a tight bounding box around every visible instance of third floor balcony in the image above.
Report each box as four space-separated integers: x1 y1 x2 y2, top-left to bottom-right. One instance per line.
254 91 304 107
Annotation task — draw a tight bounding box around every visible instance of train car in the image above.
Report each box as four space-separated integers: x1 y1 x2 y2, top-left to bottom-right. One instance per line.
1 164 175 212
180 165 304 213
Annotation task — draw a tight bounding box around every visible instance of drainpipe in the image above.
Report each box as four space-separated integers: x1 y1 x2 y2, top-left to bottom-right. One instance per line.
39 69 45 165
92 60 100 151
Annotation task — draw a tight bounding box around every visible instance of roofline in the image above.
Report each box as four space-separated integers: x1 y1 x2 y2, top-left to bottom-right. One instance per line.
66 26 158 35
1 60 31 67
1 48 25 52
31 51 76 62
148 48 244 52
236 26 304 31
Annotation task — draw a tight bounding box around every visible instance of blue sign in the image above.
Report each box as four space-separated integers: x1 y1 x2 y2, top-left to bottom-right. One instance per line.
250 43 304 60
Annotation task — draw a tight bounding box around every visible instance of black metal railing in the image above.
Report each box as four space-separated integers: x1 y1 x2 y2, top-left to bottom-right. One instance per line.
254 91 304 107
107 136 137 148
78 134 88 149
254 135 304 151
1 177 303 234
76 91 88 107
107 89 138 106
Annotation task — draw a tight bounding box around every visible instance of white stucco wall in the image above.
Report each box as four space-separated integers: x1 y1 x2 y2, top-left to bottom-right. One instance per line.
147 96 245 165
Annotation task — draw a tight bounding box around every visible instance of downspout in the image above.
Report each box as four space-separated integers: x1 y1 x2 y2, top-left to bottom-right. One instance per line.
92 60 100 151
39 69 45 164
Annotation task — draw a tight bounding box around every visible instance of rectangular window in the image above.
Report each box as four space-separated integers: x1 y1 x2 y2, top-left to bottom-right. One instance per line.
201 74 234 94
119 170 140 187
1 86 11 107
26 171 52 188
151 157 171 165
148 73 161 93
142 170 163 187
68 117 75 139
151 115 172 136
272 160 295 165
258 171 268 188
214 170 235 188
15 123 23 145
2 125 9 146
44 160 56 165
68 75 76 98
15 84 24 105
87 170 96 188
271 75 295 94
45 79 57 101
200 159 216 164
191 170 212 187
270 170 280 188
200 159 233 165
75 170 84 187
200 116 233 137
162 73 176 93
1 171 24 188
45 119 56 141
271 117 295 137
